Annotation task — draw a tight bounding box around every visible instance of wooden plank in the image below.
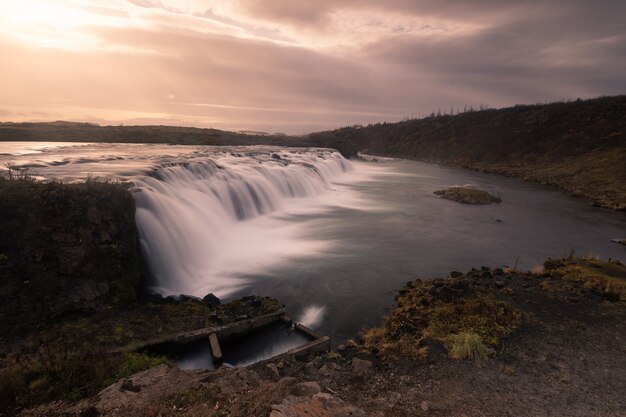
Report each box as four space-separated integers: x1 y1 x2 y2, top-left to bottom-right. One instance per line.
209 332 222 363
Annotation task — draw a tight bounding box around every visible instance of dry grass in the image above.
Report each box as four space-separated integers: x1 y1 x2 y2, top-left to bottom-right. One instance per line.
445 332 490 360
363 279 523 360
544 257 626 301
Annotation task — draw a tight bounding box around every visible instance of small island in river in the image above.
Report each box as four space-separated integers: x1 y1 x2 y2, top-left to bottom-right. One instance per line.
434 186 502 205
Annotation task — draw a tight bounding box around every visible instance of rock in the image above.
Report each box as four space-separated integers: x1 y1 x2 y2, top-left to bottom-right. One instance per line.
318 365 333 377
352 358 372 373
57 246 86 275
420 400 430 412
266 363 280 379
143 293 164 303
450 271 463 278
96 282 109 295
178 294 201 302
494 280 506 289
277 377 298 387
202 293 221 306
271 393 366 417
291 381 321 397
493 268 504 275
603 291 620 302
434 187 501 205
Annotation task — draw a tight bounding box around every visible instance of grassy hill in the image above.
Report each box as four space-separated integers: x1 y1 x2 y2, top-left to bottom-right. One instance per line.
309 96 626 210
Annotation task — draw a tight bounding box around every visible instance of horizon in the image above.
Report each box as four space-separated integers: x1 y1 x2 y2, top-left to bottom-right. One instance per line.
1 1 625 134
2 94 624 136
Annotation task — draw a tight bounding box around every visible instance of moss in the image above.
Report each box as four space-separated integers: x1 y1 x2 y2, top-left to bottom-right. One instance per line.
116 353 169 379
364 278 522 360
544 257 626 301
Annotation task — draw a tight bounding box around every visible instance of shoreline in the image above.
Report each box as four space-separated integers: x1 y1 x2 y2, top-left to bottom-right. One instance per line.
8 257 626 416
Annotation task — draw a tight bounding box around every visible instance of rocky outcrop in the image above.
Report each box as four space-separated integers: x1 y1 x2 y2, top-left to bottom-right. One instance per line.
0 178 140 335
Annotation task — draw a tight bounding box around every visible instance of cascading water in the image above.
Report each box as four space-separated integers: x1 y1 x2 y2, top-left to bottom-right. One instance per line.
132 148 354 297
0 143 358 300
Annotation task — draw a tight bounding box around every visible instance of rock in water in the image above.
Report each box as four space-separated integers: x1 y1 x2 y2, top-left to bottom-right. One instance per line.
434 187 501 204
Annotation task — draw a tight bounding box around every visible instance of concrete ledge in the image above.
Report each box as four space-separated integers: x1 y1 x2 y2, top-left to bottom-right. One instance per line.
116 308 330 368
115 309 285 353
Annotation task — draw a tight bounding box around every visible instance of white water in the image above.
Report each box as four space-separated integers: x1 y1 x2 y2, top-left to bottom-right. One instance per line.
132 149 356 297
297 305 327 329
0 142 377 298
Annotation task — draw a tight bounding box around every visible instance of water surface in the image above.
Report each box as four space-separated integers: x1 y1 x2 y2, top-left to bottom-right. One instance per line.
1 142 623 343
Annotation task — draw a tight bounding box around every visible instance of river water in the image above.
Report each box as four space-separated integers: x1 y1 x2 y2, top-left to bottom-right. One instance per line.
1 142 624 342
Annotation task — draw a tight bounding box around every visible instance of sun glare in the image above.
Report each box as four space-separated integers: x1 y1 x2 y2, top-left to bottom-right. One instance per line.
0 0 123 50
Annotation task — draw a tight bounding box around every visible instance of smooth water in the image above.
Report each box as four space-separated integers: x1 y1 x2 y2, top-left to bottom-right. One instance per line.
1 142 624 343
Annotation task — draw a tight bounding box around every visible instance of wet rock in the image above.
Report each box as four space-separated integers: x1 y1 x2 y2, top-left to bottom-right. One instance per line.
291 381 321 396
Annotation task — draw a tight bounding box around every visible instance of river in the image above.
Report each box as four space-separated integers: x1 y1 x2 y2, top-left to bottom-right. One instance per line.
1 142 624 342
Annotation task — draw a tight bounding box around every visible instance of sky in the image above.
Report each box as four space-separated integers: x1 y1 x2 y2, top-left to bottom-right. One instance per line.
0 0 624 134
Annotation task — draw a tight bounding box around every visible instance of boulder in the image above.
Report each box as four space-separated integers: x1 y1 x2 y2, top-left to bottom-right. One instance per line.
291 381 321 397
202 293 221 306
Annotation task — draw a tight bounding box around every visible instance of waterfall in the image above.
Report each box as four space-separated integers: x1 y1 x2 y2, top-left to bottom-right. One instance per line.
132 148 353 297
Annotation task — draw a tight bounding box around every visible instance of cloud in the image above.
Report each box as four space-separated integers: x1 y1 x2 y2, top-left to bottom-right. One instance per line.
0 0 624 133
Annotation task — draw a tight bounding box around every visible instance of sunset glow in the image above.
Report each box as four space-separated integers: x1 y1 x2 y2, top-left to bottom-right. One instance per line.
0 0 624 133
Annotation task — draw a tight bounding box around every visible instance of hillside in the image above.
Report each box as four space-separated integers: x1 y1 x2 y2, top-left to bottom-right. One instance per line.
309 96 626 210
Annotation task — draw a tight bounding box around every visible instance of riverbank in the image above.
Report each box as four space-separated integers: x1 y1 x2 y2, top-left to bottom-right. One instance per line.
11 257 626 417
1 161 625 416
309 95 626 210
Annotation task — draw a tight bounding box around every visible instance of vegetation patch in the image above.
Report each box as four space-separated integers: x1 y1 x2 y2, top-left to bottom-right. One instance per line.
434 186 501 204
0 294 281 413
543 257 626 301
364 278 522 360
444 332 490 360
